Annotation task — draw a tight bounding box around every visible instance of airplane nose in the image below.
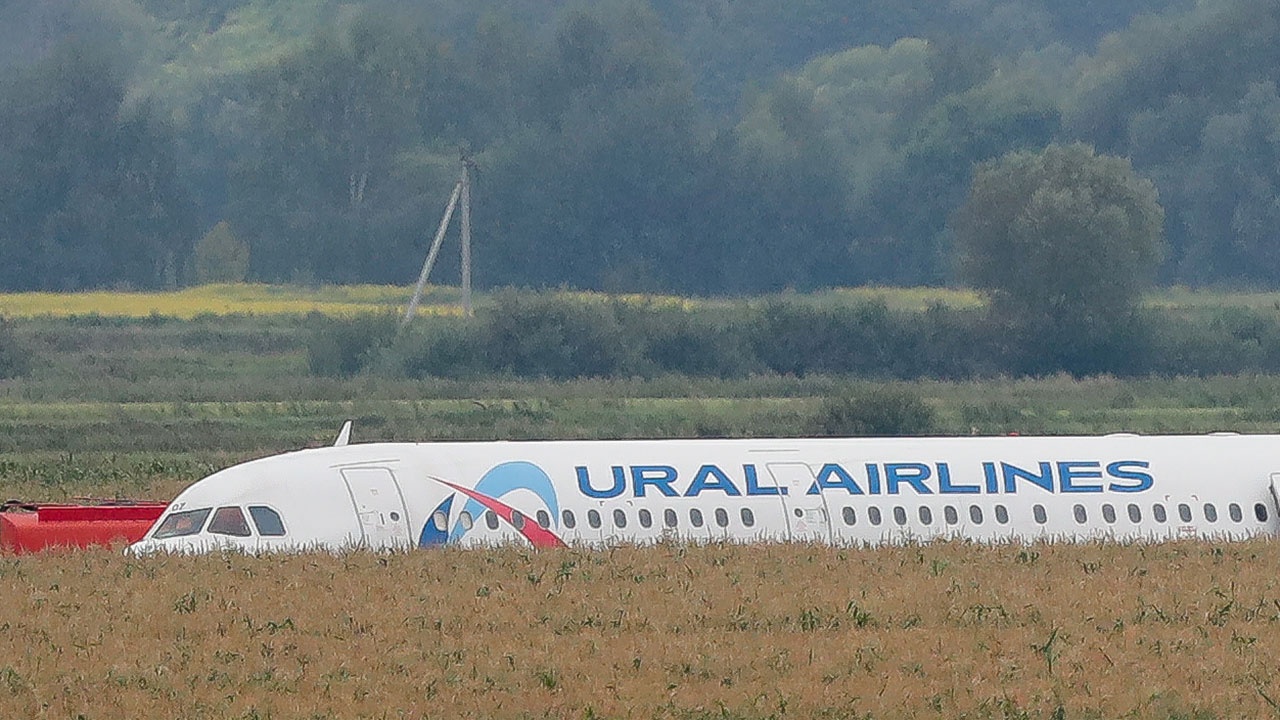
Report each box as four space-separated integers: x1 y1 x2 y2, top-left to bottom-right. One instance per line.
125 540 157 557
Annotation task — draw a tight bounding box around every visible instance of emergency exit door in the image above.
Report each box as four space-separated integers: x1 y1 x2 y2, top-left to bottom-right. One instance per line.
341 467 411 548
768 463 831 542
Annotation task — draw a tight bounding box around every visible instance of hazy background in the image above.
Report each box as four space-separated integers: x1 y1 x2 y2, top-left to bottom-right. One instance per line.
0 0 1273 295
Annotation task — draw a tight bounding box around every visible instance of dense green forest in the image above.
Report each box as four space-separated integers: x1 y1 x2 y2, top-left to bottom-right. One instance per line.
0 0 1274 294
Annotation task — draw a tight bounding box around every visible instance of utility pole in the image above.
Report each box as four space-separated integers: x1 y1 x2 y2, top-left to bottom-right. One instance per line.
403 155 475 325
460 157 473 318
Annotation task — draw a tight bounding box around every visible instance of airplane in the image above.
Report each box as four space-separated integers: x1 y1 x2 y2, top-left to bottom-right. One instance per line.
126 423 1280 554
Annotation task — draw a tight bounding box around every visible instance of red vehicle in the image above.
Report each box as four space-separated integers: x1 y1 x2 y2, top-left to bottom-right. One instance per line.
0 500 167 552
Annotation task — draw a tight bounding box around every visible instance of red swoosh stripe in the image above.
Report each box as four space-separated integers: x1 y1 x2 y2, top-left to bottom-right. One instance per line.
433 477 567 548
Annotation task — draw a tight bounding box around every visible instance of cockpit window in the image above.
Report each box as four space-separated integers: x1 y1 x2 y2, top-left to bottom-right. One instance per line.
208 506 252 537
153 508 212 539
249 506 286 536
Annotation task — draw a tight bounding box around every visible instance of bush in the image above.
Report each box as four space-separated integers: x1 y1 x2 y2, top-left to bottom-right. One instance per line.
747 299 993 378
1146 309 1280 376
813 386 936 436
480 291 644 379
380 293 1002 381
912 303 1000 379
306 312 398 377
624 306 759 378
347 290 1280 382
0 319 32 379
383 319 487 379
749 300 901 377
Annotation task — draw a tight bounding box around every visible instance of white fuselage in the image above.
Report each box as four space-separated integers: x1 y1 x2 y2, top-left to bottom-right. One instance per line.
128 434 1280 554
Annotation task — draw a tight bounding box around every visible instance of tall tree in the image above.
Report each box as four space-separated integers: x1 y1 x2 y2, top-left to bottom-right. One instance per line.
480 1 704 292
0 40 193 290
1061 0 1280 286
230 9 453 283
954 143 1164 374
730 38 1060 287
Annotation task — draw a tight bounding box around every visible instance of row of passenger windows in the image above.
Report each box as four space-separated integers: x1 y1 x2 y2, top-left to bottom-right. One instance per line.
836 501 1270 528
443 506 759 533
1063 501 1268 525
563 507 757 531
442 500 1272 534
841 504 1012 527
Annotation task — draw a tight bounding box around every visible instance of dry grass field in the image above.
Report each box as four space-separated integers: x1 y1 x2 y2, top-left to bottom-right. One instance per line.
1 540 1277 719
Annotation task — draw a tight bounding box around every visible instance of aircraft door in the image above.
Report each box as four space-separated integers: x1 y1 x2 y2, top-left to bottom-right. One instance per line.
1270 474 1280 518
341 467 411 548
767 463 831 542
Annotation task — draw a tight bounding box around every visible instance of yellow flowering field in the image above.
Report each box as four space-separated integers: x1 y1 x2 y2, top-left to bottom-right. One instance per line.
2 282 1278 321
0 283 462 319
0 283 990 320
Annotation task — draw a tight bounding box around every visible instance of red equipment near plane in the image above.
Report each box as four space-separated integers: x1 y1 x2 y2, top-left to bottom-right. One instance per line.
0 500 167 552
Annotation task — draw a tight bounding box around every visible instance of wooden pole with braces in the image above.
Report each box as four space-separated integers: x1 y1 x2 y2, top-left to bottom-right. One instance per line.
403 155 475 325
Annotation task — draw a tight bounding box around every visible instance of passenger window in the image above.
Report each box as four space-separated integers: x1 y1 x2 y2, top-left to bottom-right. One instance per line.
969 505 983 525
1178 503 1192 523
1073 504 1087 524
511 510 526 531
154 508 212 539
1033 504 1047 524
868 507 882 526
639 509 653 528
587 509 602 529
1229 503 1243 523
1153 504 1167 523
918 506 932 525
208 506 250 536
741 508 755 527
995 505 1009 524
715 508 729 528
892 506 907 526
536 510 551 529
613 509 627 528
1127 504 1141 523
944 506 958 525
1102 504 1116 524
459 511 474 530
1257 503 1270 522
562 509 576 529
690 509 704 528
485 510 500 530
841 507 856 526
664 509 678 528
249 506 286 536
430 510 448 531
1203 503 1218 523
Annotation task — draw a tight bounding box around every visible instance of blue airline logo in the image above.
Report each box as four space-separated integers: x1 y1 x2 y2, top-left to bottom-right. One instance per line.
444 461 560 544
575 460 1154 498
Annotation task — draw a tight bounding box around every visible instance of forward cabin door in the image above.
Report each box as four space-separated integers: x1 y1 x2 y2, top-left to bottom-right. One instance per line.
1270 474 1280 518
341 467 411 548
767 463 831 542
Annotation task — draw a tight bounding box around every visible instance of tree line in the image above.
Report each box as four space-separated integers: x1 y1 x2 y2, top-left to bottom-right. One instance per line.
0 0 1275 294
